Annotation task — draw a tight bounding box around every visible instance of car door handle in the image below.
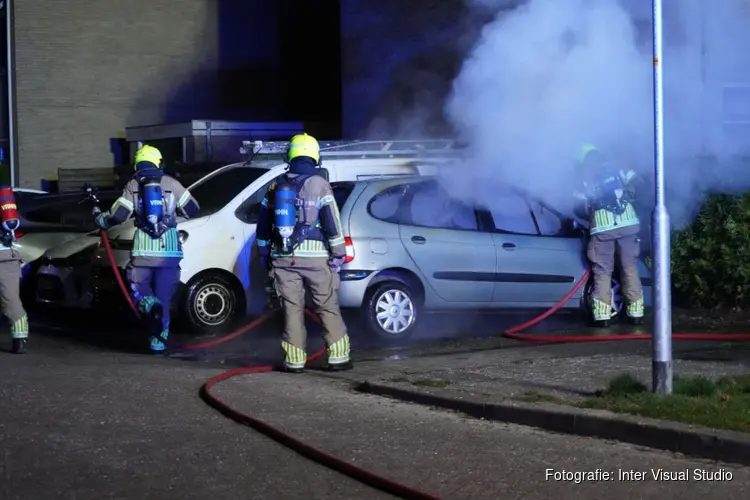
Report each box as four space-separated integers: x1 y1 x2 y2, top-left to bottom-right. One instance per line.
411 236 426 244
502 243 516 250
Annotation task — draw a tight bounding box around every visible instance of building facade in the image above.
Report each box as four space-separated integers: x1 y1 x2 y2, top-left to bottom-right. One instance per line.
5 0 341 188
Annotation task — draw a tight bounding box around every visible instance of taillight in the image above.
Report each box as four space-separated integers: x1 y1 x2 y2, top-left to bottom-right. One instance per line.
14 232 24 239
344 237 354 263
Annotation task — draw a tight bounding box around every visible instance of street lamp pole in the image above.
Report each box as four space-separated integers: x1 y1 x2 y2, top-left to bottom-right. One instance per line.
651 0 673 395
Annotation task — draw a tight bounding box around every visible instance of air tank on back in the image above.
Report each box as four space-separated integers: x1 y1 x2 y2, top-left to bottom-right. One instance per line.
142 181 164 231
274 184 297 253
0 186 20 234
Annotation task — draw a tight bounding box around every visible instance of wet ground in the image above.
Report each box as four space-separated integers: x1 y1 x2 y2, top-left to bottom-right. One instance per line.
26 306 604 368
1 308 748 499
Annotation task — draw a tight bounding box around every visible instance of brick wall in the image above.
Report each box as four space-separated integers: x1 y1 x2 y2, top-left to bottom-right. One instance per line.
12 0 220 187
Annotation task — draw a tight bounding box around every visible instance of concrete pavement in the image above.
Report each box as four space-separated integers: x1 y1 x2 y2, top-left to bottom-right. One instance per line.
1 320 749 499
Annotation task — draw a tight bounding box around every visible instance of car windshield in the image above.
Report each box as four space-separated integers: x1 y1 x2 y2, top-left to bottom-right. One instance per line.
188 166 269 217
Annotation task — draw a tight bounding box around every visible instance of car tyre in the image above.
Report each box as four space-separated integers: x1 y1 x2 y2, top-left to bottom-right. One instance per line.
183 273 244 335
582 275 624 322
363 281 420 342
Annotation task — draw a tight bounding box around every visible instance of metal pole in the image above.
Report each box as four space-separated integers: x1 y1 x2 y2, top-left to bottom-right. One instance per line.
4 0 15 186
651 0 673 395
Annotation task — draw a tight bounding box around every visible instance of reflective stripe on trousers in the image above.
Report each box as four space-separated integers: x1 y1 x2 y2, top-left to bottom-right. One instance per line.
10 315 28 339
326 335 351 365
282 340 307 369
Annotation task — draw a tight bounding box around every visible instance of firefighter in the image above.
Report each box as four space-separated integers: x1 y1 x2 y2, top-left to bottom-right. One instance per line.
574 143 644 327
0 186 29 353
94 145 200 351
256 133 352 373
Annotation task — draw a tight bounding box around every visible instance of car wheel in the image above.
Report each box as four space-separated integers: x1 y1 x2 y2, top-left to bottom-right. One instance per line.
582 276 624 320
363 282 420 342
183 273 244 335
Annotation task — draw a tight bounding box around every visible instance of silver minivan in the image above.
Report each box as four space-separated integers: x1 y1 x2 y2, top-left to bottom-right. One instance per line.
333 176 653 341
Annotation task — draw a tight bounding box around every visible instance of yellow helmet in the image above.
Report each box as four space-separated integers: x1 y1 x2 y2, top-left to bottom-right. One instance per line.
134 144 163 170
578 143 599 164
287 133 320 164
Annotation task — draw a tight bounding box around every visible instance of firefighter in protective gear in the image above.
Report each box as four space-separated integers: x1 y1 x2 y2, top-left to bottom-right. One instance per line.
0 187 29 353
94 145 200 351
255 133 352 373
574 143 644 327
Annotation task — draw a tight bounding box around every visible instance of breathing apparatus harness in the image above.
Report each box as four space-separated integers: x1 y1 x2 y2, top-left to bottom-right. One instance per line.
272 173 328 254
264 135 328 297
583 160 630 216
133 167 177 240
0 186 20 247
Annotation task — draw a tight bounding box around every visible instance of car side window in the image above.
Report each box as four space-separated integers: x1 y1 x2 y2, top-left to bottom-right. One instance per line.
235 179 274 224
368 185 408 223
530 200 563 236
488 193 538 235
407 183 478 231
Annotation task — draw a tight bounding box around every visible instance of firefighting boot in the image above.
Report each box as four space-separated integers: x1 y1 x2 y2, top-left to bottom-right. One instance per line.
326 361 353 371
148 303 167 352
11 338 27 354
626 298 645 325
278 365 305 374
627 316 644 325
280 341 306 373
591 298 612 328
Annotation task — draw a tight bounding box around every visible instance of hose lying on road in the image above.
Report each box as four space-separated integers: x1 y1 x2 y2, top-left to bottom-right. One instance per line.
101 230 439 499
101 230 750 499
502 268 750 342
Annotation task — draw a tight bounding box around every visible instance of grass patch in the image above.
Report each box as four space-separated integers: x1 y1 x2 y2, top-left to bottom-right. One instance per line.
516 390 564 403
386 375 410 383
581 373 750 432
411 378 451 388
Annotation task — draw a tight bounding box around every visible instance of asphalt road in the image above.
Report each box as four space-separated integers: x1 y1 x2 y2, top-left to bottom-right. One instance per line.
0 314 748 499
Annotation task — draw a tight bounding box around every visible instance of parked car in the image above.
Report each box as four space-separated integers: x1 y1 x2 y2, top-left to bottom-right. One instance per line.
34 140 451 332
11 189 119 295
34 232 103 306
14 189 117 233
330 176 653 341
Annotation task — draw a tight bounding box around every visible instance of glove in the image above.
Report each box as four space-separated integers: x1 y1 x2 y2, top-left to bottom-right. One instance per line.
258 246 270 270
93 211 108 230
328 256 345 273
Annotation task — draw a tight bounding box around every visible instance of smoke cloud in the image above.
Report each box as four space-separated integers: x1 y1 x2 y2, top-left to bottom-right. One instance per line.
441 0 750 228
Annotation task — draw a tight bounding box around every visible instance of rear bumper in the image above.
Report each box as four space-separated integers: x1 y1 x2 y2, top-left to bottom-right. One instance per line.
338 269 375 309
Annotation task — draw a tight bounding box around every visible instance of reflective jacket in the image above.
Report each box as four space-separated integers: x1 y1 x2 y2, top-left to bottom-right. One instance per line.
575 168 640 235
256 173 346 259
97 175 200 267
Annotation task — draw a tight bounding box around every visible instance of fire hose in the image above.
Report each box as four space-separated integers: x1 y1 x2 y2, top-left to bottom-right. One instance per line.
99 229 750 500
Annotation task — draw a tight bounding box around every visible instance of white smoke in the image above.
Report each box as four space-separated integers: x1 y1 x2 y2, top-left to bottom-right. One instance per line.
444 0 750 226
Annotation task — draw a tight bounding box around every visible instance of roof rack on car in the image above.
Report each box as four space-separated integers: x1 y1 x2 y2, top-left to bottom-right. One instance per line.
240 139 465 161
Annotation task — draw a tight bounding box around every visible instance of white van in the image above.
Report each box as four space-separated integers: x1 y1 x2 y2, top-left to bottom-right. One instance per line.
37 140 460 334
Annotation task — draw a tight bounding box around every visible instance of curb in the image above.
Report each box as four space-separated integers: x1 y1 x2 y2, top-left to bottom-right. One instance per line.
355 381 750 466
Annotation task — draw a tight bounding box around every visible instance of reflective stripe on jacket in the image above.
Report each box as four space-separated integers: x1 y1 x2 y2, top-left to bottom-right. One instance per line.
256 174 346 259
589 203 640 235
575 168 640 235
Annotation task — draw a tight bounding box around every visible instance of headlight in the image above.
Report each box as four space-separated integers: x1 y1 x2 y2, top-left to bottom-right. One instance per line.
178 230 189 244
